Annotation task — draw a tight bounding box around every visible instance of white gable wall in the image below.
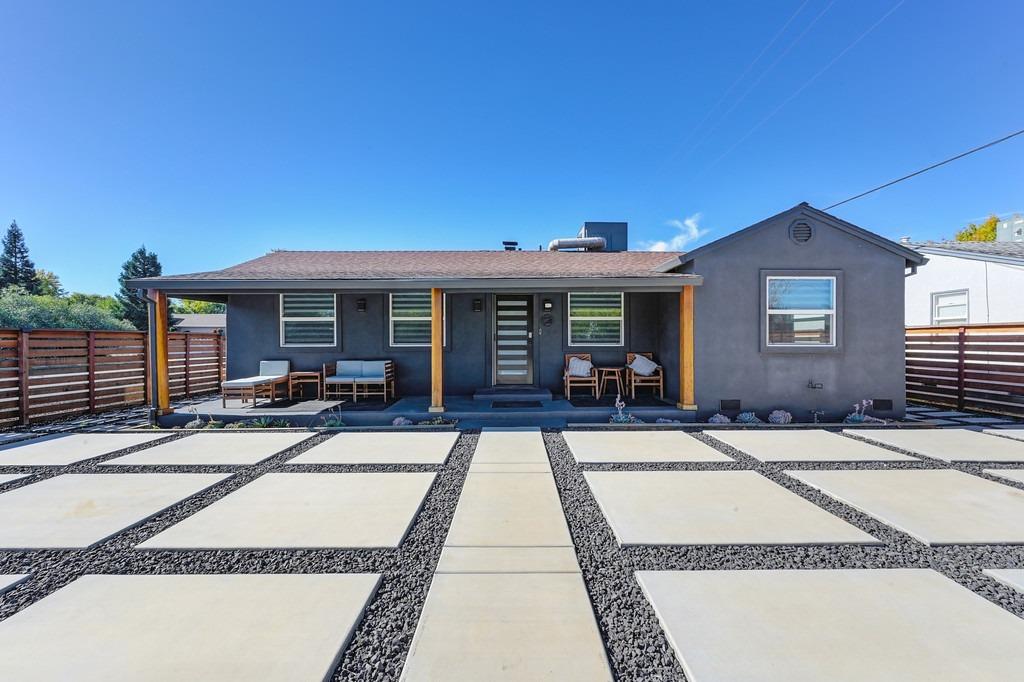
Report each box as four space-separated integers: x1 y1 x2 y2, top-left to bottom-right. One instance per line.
905 252 1024 325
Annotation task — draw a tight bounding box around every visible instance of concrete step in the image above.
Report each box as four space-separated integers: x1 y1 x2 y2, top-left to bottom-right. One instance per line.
472 387 553 402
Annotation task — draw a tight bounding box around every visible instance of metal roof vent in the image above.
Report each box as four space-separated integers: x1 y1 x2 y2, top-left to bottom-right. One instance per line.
789 220 814 244
502 241 520 251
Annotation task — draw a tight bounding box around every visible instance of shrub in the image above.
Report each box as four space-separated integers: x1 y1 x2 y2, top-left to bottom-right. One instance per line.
767 410 792 425
0 287 134 330
708 413 731 424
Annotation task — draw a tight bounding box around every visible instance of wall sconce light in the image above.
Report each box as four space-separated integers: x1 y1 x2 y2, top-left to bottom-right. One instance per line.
356 298 367 312
543 298 553 311
473 298 483 312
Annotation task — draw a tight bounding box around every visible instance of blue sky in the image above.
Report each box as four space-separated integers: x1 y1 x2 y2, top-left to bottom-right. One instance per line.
2 1 1022 294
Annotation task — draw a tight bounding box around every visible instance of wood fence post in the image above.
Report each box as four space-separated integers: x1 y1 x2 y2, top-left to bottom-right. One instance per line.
184 333 191 398
956 326 966 411
143 331 151 405
218 333 225 382
17 330 29 426
87 331 96 413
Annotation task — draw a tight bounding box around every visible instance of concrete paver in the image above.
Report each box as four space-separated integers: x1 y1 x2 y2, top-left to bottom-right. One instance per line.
706 430 917 462
289 432 459 465
564 430 732 463
0 473 229 549
637 568 1024 682
982 568 1024 594
0 573 381 682
0 433 168 466
102 432 312 466
140 472 435 549
435 547 580 574
445 472 572 547
846 428 1024 463
585 470 878 546
790 468 1024 545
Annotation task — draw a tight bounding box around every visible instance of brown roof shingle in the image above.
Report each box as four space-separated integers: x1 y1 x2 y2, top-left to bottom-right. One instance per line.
159 250 685 281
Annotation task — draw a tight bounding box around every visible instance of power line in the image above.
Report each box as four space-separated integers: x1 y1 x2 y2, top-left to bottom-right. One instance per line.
825 128 1024 210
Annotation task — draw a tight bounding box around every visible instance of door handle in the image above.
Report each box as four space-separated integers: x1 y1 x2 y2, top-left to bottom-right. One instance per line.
528 331 534 339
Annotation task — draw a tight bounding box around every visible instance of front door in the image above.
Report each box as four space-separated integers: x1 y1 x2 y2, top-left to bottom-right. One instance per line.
493 295 534 384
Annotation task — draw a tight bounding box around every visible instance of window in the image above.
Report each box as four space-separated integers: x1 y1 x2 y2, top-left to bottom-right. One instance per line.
568 292 624 346
931 290 968 326
390 291 445 346
279 293 336 347
766 277 835 346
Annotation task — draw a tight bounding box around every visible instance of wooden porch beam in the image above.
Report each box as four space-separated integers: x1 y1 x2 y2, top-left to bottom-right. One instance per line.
677 285 697 410
146 289 173 415
429 287 445 412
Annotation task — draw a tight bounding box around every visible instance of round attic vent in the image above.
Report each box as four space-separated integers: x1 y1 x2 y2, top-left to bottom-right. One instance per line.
789 220 814 243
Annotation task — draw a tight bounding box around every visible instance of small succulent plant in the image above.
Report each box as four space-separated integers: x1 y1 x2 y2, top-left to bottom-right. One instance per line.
320 415 346 428
247 416 291 428
767 410 793 425
610 412 644 424
735 411 763 424
655 418 681 424
708 413 731 424
224 421 246 429
844 399 885 424
392 417 414 426
204 419 225 429
184 417 205 429
417 416 459 426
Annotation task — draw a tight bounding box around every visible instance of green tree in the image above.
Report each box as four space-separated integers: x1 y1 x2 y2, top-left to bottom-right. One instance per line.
170 299 226 314
33 269 65 297
955 214 999 241
0 287 133 330
116 246 162 330
67 292 124 318
0 221 38 292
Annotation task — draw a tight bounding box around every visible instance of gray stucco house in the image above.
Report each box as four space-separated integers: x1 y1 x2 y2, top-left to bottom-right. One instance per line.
130 203 925 421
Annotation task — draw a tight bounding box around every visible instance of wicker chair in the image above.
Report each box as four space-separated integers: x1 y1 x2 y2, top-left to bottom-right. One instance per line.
625 352 664 399
563 353 599 399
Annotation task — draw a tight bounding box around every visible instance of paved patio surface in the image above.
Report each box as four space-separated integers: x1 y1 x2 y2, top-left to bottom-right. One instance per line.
846 427 1024 462
101 432 314 466
637 569 1024 682
0 432 167 466
140 472 436 549
706 429 917 462
0 426 1022 680
0 574 381 681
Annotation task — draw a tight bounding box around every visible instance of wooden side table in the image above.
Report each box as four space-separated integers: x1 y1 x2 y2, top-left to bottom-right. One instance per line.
596 367 624 397
288 371 322 400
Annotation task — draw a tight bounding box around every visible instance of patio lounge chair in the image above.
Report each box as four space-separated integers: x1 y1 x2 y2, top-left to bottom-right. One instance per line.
221 360 290 408
625 352 664 399
323 360 396 402
563 353 599 399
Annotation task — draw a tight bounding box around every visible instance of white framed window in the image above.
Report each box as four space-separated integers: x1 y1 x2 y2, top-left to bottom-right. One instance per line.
279 293 336 347
931 289 968 326
766 276 835 347
390 291 446 347
568 292 624 346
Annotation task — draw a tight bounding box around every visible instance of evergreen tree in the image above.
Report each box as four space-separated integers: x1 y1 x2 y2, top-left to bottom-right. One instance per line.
33 269 66 297
0 221 38 292
116 246 163 330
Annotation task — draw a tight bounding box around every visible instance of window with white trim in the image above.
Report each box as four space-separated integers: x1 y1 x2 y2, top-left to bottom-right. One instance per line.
931 289 968 326
279 293 336 347
568 292 624 346
766 277 835 346
390 291 445 346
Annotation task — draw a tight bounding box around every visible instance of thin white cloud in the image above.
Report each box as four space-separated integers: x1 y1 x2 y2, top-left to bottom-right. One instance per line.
640 213 709 252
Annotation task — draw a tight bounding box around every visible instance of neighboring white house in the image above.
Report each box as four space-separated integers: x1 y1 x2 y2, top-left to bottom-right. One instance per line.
905 241 1024 326
170 313 226 334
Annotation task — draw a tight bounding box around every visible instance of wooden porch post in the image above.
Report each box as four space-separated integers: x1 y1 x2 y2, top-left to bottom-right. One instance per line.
429 287 445 412
676 285 697 410
146 289 173 415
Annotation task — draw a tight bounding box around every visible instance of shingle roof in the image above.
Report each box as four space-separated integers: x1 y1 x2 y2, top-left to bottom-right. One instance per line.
157 250 685 281
909 241 1024 264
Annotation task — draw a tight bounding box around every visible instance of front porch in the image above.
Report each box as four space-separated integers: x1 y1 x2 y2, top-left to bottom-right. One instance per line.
161 391 697 428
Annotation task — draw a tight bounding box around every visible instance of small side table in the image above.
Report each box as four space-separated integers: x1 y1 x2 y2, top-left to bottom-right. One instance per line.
288 371 322 401
596 367 624 398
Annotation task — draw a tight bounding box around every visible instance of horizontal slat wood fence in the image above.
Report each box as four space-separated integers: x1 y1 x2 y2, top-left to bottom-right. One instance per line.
0 329 225 426
907 323 1024 417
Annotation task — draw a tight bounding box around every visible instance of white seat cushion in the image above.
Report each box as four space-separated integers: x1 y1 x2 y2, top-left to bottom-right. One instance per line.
567 357 594 377
222 375 285 388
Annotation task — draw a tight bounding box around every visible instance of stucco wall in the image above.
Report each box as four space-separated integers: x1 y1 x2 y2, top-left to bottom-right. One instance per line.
687 212 909 421
227 291 668 397
904 252 1024 325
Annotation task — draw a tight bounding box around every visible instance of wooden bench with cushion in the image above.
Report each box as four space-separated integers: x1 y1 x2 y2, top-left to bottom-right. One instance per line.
221 360 290 408
323 360 396 402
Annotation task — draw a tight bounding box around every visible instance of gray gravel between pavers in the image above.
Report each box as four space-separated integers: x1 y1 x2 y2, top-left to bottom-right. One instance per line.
544 429 1024 682
0 429 478 682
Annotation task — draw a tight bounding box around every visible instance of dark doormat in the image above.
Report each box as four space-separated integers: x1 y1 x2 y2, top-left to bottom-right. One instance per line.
492 400 544 409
